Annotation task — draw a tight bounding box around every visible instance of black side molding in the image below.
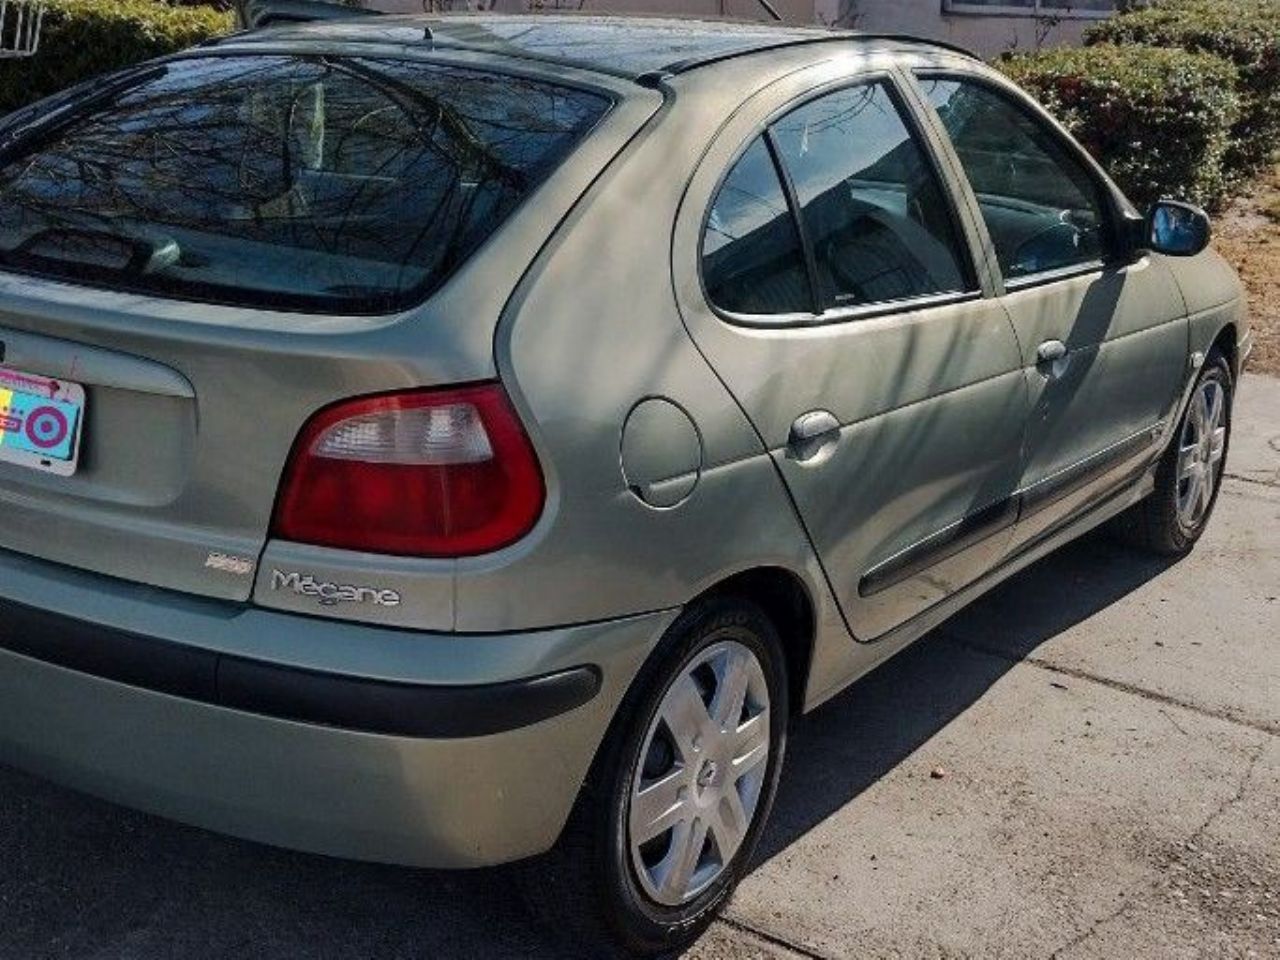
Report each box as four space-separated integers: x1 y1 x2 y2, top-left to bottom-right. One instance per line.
1018 427 1156 520
0 597 601 739
859 497 1018 598
859 425 1162 599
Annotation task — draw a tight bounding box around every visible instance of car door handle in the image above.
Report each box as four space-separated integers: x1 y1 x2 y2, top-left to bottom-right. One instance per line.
787 410 841 463
1036 339 1068 364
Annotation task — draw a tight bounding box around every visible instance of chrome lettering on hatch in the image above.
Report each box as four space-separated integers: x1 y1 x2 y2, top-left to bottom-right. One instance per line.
271 569 402 608
205 552 254 577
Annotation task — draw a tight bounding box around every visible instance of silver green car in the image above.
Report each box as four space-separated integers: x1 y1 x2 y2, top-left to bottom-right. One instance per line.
0 13 1250 955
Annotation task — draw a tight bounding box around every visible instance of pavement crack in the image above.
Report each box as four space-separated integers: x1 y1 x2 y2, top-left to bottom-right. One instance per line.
1185 745 1264 847
715 914 834 960
1159 707 1190 737
1224 471 1279 490
941 634 1280 739
1048 897 1138 960
1045 747 1265 959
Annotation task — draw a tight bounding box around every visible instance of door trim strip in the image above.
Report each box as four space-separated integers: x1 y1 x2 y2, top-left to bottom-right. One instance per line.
859 496 1017 598
1016 424 1160 520
857 423 1162 599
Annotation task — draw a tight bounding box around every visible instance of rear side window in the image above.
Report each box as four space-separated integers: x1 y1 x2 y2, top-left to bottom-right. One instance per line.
702 137 813 316
0 56 610 314
919 77 1113 282
770 82 971 311
701 80 975 322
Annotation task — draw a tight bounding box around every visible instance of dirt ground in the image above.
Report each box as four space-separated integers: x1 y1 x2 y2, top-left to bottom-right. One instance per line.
1215 166 1280 376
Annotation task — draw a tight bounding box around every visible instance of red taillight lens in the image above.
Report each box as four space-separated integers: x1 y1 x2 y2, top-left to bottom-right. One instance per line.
272 384 545 557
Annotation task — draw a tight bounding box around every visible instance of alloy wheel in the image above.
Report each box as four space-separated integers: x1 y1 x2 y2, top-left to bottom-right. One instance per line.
1176 378 1227 531
628 640 771 907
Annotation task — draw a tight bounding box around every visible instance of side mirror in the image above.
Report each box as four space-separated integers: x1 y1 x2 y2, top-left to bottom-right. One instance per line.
1146 200 1211 257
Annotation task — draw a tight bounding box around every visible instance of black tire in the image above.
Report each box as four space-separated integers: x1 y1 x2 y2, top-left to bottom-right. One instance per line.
516 596 790 957
1113 349 1233 556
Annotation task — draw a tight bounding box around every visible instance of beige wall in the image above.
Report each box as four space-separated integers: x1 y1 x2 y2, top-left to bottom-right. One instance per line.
371 0 1104 56
374 0 814 19
824 0 1095 55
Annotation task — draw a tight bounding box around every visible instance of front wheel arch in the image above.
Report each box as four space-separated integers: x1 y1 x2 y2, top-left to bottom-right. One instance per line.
1210 322 1239 379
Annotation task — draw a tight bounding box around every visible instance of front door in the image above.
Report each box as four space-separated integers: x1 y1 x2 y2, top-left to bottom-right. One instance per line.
674 68 1029 642
915 72 1189 550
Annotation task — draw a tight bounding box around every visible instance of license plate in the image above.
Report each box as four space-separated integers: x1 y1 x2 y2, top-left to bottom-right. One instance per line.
0 367 86 477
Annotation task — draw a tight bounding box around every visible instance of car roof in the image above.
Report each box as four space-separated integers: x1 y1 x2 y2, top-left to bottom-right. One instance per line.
223 13 975 83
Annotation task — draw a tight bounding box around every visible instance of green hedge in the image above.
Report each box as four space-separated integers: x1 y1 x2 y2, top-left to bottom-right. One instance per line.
1000 44 1241 209
1087 0 1280 177
0 0 233 116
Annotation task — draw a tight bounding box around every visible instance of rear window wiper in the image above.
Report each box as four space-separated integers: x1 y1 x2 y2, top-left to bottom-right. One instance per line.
7 225 181 276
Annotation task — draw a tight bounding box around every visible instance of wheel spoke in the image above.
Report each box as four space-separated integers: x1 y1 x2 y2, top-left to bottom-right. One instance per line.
1205 383 1224 431
1208 426 1227 466
711 648 751 731
659 817 709 901
1181 470 1202 519
1194 388 1210 433
732 711 770 778
1177 444 1199 481
712 785 750 862
632 768 688 844
1199 464 1215 512
661 675 713 760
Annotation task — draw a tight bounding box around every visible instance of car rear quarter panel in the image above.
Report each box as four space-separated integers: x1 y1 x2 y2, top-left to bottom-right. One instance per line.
460 53 865 708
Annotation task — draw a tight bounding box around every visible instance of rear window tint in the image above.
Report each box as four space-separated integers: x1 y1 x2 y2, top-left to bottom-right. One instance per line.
702 137 813 316
0 56 611 314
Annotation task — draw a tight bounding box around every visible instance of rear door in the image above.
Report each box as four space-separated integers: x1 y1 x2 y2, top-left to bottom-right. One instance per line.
912 69 1189 551
674 63 1029 642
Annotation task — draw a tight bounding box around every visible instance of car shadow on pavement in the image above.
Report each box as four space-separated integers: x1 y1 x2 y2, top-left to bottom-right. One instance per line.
0 532 1179 960
753 529 1180 868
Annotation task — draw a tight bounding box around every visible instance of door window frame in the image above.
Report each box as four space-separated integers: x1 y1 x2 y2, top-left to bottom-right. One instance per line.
910 68 1135 294
697 70 986 330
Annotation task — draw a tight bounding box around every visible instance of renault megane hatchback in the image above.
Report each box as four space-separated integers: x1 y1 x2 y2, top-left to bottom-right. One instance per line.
0 13 1250 956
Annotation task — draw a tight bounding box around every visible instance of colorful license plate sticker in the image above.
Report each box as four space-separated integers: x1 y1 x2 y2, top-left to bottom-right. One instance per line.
0 367 86 477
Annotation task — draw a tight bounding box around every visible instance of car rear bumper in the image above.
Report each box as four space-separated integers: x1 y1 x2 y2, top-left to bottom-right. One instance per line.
0 548 675 868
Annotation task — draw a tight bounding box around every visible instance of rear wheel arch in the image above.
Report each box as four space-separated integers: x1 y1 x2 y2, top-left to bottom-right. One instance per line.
688 567 815 717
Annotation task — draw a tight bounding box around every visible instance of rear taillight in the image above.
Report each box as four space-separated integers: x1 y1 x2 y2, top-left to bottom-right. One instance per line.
272 384 544 557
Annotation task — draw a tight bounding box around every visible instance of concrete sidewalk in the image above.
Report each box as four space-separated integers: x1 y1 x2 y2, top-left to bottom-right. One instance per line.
1 377 1277 960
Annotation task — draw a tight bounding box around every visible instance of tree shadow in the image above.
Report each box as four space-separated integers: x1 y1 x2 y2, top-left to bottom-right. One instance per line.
0 532 1180 960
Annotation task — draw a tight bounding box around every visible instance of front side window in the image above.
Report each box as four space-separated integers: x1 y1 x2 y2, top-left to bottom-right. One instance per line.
0 56 610 314
769 82 972 311
702 136 813 316
920 76 1114 283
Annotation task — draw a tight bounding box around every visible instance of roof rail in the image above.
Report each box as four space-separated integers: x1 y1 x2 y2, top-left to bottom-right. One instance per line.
860 32 977 60
650 31 977 79
234 0 383 31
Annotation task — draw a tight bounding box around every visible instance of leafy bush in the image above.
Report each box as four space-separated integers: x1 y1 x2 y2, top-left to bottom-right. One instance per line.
1087 0 1280 176
0 0 233 116
1000 43 1241 209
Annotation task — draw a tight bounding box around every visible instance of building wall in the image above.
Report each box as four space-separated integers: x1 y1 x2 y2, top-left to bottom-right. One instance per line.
823 0 1095 55
374 0 815 21
371 0 1103 56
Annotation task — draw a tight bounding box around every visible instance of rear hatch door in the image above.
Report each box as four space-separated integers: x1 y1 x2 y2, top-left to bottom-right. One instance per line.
0 47 636 604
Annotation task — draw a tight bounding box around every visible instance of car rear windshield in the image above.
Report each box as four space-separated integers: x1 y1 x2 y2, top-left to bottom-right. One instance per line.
0 55 611 314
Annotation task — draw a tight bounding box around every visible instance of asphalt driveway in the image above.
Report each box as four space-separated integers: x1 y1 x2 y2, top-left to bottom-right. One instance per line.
2 376 1277 960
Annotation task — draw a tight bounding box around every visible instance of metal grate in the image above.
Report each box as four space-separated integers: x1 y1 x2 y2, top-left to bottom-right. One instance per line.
0 0 45 59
